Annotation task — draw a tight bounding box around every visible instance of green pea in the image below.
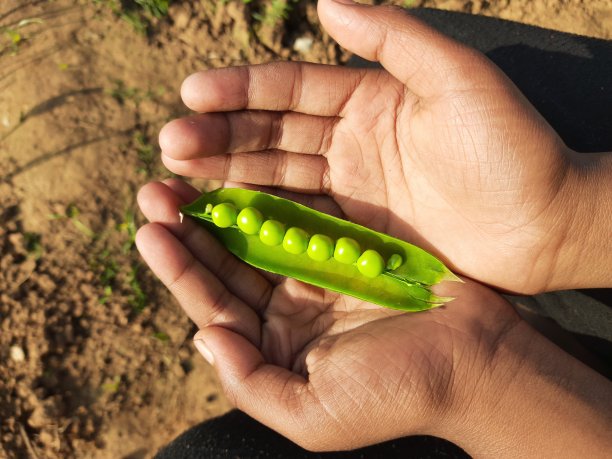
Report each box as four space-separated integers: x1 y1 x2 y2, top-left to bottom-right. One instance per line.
307 234 335 261
259 220 285 246
283 227 309 254
357 250 385 278
237 207 264 235
181 188 460 312
333 237 361 264
211 203 237 228
386 253 403 271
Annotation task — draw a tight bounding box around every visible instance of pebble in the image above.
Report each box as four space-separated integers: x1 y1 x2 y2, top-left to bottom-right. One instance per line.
173 7 191 29
27 405 48 429
10 345 25 362
38 430 55 447
293 36 313 54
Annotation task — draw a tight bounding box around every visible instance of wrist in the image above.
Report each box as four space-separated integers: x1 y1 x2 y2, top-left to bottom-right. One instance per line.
547 150 612 290
444 320 612 458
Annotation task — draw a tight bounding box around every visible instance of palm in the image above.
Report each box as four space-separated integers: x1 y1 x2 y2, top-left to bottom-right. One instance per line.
320 66 569 294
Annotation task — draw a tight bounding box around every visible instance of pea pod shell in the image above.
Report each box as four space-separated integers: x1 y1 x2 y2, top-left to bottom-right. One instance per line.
181 188 459 312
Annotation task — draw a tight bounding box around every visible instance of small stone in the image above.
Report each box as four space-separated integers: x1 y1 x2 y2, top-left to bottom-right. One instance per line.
38 430 54 446
173 7 190 29
36 274 56 294
10 345 25 362
27 405 48 429
293 36 313 54
8 233 25 254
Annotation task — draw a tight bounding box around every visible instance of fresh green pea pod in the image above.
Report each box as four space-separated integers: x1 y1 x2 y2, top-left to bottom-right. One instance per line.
180 188 460 312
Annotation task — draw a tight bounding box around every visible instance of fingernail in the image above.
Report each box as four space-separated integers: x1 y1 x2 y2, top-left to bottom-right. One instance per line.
194 339 215 365
332 0 355 4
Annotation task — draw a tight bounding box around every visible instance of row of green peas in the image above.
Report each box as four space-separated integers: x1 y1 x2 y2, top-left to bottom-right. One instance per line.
208 202 404 279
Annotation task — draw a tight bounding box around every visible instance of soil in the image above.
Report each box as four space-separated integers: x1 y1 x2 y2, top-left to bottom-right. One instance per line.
1 1 609 458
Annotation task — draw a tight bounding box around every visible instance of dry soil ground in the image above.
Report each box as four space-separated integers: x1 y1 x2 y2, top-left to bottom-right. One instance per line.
1 0 610 458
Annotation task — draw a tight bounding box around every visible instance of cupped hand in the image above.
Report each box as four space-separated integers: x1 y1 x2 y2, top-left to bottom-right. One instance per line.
136 179 526 451
158 0 581 294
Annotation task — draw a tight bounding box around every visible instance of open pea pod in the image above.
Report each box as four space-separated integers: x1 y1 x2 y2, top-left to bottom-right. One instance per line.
180 188 460 312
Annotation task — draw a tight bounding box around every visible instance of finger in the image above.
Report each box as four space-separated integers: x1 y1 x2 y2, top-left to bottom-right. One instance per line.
159 177 200 203
161 150 331 194
224 181 345 218
137 180 273 310
136 223 261 345
164 178 286 286
193 327 328 450
159 111 338 160
181 62 366 117
317 0 490 99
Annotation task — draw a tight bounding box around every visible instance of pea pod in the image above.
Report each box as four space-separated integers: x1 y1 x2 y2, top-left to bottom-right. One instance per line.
180 188 460 312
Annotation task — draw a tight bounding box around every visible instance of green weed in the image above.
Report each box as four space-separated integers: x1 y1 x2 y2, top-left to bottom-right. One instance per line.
1 18 44 55
67 204 96 238
252 0 297 26
23 232 43 260
49 204 96 238
128 264 147 312
152 331 170 342
107 79 153 106
118 208 138 253
133 131 156 175
135 0 170 18
101 375 121 394
95 249 120 304
94 0 171 34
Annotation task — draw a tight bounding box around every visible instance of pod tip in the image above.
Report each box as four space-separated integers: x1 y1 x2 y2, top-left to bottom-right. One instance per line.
443 270 463 283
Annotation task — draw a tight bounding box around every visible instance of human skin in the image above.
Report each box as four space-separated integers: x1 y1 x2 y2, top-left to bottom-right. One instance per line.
136 0 612 455
136 178 611 457
158 0 611 295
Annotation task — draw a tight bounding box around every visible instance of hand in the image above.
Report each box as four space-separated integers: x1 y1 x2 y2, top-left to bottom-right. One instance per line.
135 178 517 450
156 0 608 294
136 179 612 455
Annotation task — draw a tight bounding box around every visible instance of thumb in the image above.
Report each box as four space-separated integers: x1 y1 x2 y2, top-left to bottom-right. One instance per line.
318 0 487 98
192 327 325 446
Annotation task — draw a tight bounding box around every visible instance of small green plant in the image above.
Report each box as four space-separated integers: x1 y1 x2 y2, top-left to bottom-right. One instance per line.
94 0 171 34
128 264 147 312
135 0 170 18
101 375 121 394
107 80 150 106
1 18 44 55
118 208 138 253
100 285 113 304
50 204 96 238
95 249 120 304
67 204 96 238
152 331 170 342
252 0 297 26
133 131 156 175
23 232 43 260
